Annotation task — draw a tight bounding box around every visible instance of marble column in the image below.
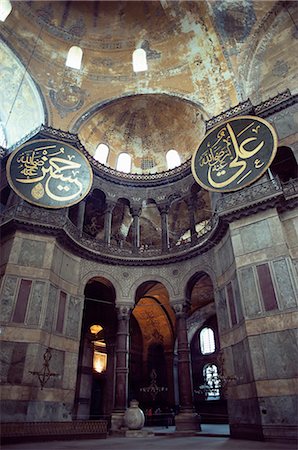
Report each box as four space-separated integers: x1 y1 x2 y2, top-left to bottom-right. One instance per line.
158 204 170 252
111 305 132 432
173 301 200 433
130 207 141 253
77 199 86 237
104 201 115 245
187 197 197 244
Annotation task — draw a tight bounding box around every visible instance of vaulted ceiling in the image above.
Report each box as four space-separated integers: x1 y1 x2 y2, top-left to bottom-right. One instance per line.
1 1 297 171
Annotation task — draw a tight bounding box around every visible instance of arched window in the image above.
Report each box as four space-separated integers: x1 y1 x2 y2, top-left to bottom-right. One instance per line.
203 364 221 399
200 327 215 354
116 152 132 173
0 0 12 22
270 146 298 182
166 149 181 169
94 143 109 164
66 46 83 70
132 48 148 72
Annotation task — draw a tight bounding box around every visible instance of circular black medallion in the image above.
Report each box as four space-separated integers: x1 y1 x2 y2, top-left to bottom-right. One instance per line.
6 138 93 208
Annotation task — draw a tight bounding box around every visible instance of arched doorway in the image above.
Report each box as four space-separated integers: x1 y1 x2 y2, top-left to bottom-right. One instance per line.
130 281 176 426
73 277 117 420
187 272 229 426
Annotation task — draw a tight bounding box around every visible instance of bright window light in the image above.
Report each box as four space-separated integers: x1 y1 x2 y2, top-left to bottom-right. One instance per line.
116 152 132 173
200 327 215 354
0 122 7 147
132 48 148 73
94 143 109 164
0 0 12 22
166 149 181 169
66 46 83 70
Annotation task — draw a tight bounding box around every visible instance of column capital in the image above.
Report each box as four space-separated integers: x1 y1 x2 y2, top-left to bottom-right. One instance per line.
105 200 116 213
116 304 133 320
130 206 142 217
171 300 190 317
158 203 170 215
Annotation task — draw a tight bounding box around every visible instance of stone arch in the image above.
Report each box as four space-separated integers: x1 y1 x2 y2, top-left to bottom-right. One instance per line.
182 264 217 301
242 4 296 101
79 270 122 299
127 274 176 302
70 92 208 134
270 146 298 182
0 39 46 148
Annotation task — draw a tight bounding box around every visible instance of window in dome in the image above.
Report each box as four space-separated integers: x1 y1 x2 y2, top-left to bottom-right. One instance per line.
116 152 132 173
200 327 215 354
94 143 109 164
66 46 83 70
0 0 12 22
132 48 148 73
166 149 181 169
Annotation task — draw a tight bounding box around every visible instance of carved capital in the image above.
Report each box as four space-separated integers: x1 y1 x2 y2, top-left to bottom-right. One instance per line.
130 206 142 217
105 200 116 214
172 300 190 318
158 203 170 215
116 304 132 320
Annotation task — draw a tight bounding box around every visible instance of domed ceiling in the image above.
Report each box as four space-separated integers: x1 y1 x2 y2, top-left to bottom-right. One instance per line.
80 94 206 173
1 1 297 172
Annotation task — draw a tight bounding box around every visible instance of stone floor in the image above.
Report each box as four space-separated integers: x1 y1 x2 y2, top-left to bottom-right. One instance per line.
2 425 296 450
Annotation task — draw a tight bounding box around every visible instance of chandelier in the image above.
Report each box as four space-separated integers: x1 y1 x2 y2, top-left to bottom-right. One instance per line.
140 369 168 401
29 348 59 390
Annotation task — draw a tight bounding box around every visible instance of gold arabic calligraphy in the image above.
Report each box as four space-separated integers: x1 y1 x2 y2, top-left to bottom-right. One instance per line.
199 120 266 189
16 145 83 202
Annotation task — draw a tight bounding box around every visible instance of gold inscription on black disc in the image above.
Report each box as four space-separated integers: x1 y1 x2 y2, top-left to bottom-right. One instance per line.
7 139 93 208
191 115 278 192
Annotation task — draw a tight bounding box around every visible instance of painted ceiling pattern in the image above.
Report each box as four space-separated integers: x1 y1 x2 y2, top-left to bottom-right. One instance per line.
1 1 297 172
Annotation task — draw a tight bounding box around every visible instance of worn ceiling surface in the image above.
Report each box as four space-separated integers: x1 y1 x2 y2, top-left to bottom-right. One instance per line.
1 0 297 171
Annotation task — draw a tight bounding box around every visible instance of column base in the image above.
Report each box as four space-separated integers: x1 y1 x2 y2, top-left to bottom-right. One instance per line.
175 411 201 433
110 412 125 434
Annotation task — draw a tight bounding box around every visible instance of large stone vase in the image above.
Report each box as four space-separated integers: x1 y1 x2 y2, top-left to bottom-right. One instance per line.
124 400 145 430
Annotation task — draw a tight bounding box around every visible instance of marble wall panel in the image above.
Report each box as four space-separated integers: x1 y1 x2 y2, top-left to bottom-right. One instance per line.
0 400 28 422
43 284 57 331
51 244 63 276
232 339 254 384
261 329 298 379
273 259 297 309
239 267 261 317
60 253 80 285
27 401 72 421
65 296 83 339
0 275 17 322
233 275 244 322
41 347 64 389
23 343 40 386
26 280 46 326
7 342 27 384
18 239 45 268
0 341 14 383
228 397 261 425
216 287 229 332
216 235 234 276
248 335 267 380
0 238 13 266
241 220 272 253
260 395 297 426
